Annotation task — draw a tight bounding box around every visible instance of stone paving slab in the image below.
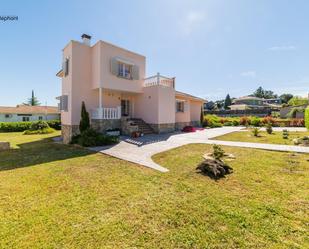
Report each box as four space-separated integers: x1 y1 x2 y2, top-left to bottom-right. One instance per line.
90 127 309 172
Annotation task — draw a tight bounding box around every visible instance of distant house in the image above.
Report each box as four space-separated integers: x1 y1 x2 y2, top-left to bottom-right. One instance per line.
0 105 60 122
229 96 281 110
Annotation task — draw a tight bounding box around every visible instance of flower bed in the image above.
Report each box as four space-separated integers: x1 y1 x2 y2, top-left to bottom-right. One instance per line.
203 115 304 128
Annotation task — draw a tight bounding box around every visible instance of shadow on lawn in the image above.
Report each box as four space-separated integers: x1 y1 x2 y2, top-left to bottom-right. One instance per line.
0 136 95 171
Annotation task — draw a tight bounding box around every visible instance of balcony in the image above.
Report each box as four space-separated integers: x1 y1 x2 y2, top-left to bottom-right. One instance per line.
91 107 121 120
144 73 175 88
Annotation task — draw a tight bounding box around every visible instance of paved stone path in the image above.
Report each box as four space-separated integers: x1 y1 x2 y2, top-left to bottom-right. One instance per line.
91 127 309 172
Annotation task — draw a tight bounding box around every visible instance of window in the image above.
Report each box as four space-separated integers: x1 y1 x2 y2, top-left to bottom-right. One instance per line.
22 117 30 121
63 58 69 77
39 116 43 120
5 114 11 118
118 62 132 79
176 101 185 112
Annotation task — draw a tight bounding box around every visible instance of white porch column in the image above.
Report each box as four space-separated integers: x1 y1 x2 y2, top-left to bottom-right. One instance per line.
98 87 103 118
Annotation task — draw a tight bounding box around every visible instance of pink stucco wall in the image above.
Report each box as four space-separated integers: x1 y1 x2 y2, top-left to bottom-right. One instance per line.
190 100 202 122
134 85 175 124
175 96 203 123
92 41 146 93
61 42 72 125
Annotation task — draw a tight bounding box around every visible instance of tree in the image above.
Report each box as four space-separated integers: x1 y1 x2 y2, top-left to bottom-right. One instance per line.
224 94 232 109
24 90 40 106
214 100 225 110
253 86 277 99
253 86 265 98
79 101 90 133
280 93 293 104
287 96 309 106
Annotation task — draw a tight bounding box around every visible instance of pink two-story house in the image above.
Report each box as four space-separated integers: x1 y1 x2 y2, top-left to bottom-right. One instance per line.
57 34 205 143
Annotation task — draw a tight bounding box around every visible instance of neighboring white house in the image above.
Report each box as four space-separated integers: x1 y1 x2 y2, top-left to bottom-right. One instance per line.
0 105 60 122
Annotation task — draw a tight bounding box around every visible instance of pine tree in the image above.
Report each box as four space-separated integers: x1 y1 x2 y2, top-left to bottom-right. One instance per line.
224 94 232 109
24 90 40 106
79 101 90 133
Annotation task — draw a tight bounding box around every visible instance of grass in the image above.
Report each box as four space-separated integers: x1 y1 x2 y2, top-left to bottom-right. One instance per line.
0 130 61 148
213 130 309 145
0 132 308 248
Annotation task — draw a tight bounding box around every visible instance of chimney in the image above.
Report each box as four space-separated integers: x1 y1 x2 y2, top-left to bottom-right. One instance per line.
81 34 91 46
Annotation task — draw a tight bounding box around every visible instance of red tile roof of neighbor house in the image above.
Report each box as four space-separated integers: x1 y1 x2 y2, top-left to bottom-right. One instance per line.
0 105 59 114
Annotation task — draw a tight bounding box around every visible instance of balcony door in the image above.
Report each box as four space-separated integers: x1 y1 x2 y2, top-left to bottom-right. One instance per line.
121 99 130 117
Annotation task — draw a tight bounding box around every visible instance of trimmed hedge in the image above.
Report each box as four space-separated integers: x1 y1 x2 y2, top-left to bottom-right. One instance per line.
0 120 61 132
305 107 309 130
203 115 305 128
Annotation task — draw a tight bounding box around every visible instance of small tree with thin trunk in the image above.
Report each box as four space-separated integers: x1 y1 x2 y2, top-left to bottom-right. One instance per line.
79 101 90 133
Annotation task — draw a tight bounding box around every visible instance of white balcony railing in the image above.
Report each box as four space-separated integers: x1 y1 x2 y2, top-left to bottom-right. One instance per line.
144 73 175 88
91 106 121 120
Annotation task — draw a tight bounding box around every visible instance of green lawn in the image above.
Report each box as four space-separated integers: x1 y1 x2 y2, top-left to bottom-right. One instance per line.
0 132 308 248
213 130 309 145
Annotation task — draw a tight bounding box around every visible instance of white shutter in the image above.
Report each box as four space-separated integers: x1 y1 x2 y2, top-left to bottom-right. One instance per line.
111 57 118 76
132 65 139 80
184 101 189 112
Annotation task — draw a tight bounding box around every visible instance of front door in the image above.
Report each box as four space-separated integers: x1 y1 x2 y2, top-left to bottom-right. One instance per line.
121 99 130 117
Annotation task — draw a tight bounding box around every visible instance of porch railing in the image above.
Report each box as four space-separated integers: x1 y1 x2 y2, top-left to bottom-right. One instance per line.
144 73 175 88
91 106 121 119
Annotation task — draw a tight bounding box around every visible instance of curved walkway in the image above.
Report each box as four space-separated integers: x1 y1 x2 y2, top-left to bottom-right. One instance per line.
91 127 309 172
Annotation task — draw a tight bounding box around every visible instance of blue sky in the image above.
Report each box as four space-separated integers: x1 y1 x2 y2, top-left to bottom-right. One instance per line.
1 0 308 106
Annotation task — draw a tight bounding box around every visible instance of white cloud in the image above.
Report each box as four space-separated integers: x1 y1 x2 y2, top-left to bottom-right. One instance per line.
268 45 296 51
180 11 205 35
240 71 256 78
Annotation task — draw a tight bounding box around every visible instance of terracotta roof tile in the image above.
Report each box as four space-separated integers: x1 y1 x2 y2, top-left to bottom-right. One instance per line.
0 105 59 114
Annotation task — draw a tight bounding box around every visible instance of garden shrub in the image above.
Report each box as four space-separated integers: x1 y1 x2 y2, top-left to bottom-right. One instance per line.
265 123 273 134
0 120 61 132
251 127 260 137
223 121 233 126
23 127 55 135
305 107 309 130
212 144 225 160
250 117 261 127
232 119 240 126
23 121 55 135
71 128 119 147
282 129 289 139
203 115 223 128
240 116 250 126
46 120 61 130
0 122 32 132
262 116 275 125
79 101 90 133
290 118 304 127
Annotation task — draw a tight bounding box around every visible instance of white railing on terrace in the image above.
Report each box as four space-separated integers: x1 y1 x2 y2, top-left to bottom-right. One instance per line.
91 106 121 120
144 73 175 88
